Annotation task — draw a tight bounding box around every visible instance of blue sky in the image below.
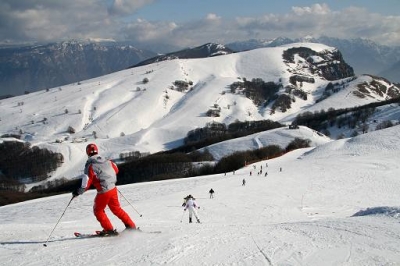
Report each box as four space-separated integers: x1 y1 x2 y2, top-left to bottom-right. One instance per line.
1 0 399 49
134 0 400 21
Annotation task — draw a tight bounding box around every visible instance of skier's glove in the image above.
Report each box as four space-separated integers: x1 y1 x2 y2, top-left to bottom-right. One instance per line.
72 189 80 197
72 187 85 198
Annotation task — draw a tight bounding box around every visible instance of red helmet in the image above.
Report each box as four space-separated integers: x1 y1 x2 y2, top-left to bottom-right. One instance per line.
86 143 98 157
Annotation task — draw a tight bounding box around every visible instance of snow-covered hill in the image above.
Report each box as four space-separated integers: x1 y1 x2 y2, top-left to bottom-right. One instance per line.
226 36 400 82
1 124 400 265
199 126 331 160
0 42 399 187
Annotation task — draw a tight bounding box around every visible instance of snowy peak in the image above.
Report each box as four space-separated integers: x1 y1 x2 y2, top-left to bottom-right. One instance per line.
226 36 400 82
282 45 354 81
132 42 234 67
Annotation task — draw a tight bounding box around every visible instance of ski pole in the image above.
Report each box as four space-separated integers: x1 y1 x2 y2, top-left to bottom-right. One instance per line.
43 196 74 247
118 188 143 217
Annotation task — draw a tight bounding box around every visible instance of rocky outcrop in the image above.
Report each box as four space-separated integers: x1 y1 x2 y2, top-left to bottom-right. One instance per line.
283 47 354 81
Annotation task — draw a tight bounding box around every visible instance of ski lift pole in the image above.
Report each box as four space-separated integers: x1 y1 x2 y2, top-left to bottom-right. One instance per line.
117 188 143 217
43 196 74 247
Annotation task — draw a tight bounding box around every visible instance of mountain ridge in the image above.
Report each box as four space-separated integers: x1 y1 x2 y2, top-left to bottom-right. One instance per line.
226 36 400 82
130 43 234 68
1 37 399 98
0 42 399 190
0 41 157 96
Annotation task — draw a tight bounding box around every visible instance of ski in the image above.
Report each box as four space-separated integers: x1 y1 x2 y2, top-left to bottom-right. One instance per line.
136 227 162 234
74 230 118 238
74 228 161 238
74 232 100 238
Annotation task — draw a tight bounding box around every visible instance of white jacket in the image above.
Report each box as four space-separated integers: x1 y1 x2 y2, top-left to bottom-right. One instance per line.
184 199 198 210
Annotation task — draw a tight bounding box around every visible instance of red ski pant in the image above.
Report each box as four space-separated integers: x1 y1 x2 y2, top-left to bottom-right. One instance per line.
93 187 136 231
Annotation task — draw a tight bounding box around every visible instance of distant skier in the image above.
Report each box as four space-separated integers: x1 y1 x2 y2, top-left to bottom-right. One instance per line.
183 195 200 223
182 194 191 206
72 143 136 236
209 188 215 199
242 178 246 186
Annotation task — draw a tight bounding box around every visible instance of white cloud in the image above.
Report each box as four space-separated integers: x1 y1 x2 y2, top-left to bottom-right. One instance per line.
206 13 221 21
292 3 330 15
0 0 115 42
123 19 177 43
229 4 400 46
108 0 155 16
0 1 399 47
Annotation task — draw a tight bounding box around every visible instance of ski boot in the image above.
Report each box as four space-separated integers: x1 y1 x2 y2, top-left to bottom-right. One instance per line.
98 229 119 237
125 224 137 231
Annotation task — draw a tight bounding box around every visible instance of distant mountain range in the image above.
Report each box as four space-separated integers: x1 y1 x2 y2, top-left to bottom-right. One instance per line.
0 41 156 97
1 37 399 98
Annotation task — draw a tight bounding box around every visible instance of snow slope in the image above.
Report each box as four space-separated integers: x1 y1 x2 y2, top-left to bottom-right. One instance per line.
200 125 331 160
0 43 398 188
1 125 400 265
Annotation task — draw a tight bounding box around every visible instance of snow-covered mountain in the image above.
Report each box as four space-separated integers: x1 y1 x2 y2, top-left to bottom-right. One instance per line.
132 43 234 68
226 36 400 82
1 124 400 265
0 41 157 97
0 42 399 190
2 37 399 98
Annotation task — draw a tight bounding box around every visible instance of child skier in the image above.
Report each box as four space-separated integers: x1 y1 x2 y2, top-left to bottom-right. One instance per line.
183 195 200 223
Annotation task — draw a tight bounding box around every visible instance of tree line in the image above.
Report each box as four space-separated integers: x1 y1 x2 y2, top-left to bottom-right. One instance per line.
183 119 283 151
117 137 310 185
0 141 63 183
293 97 400 137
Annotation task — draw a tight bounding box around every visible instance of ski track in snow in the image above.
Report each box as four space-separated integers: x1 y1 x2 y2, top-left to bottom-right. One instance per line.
2 128 400 265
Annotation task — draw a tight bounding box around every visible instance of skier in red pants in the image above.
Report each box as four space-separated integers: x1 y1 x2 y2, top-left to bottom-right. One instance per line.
72 143 136 236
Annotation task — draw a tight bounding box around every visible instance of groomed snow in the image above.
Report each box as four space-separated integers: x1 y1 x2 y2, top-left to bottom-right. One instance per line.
1 125 400 265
